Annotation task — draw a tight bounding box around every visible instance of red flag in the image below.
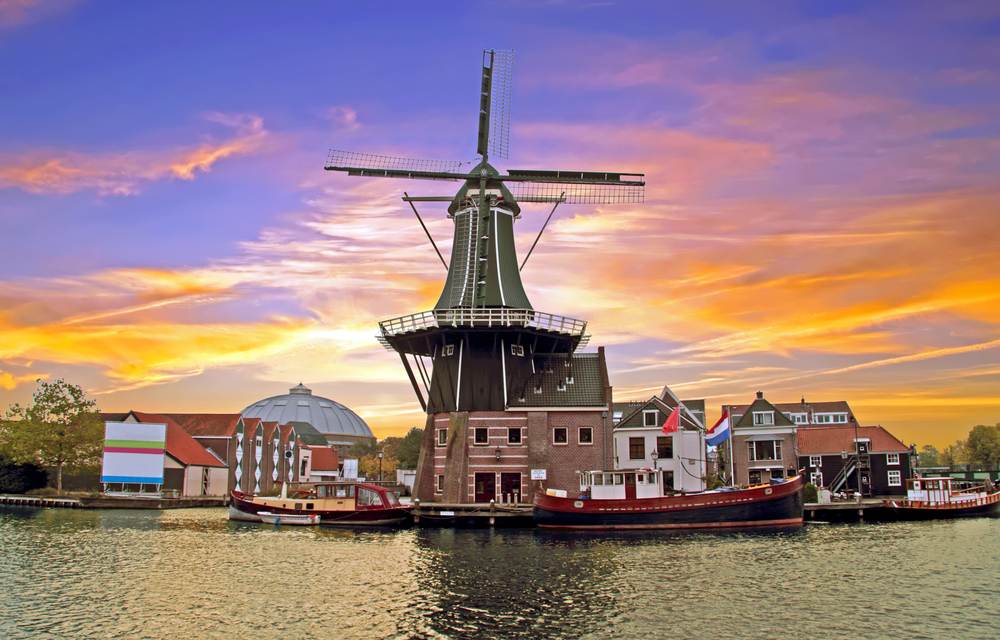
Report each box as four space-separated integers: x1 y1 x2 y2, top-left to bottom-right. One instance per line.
662 407 680 434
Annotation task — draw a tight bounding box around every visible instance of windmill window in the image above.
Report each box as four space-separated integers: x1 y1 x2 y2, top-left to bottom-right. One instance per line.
578 427 593 445
507 428 522 445
437 429 447 447
473 428 489 445
511 344 524 357
552 427 568 445
443 344 455 357
436 475 444 493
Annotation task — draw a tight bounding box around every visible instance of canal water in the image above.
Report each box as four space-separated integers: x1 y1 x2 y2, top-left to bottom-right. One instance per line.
1 508 997 639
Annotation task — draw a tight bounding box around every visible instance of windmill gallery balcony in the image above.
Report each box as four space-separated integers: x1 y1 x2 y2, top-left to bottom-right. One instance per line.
378 308 587 341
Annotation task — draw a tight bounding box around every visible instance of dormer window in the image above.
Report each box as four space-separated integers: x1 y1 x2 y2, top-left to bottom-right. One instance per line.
533 384 543 394
556 380 567 392
643 410 658 428
566 376 574 385
752 411 775 426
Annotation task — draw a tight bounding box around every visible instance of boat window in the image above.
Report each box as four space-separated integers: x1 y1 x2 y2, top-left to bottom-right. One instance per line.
592 473 604 486
306 503 314 509
384 491 401 506
357 487 383 506
294 502 303 510
316 486 327 498
613 474 624 485
335 485 355 498
637 474 645 484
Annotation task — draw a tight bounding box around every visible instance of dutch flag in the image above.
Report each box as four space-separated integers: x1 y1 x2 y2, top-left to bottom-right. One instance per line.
706 410 731 446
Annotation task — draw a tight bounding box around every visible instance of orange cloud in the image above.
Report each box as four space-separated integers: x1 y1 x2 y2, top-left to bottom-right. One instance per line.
0 114 267 195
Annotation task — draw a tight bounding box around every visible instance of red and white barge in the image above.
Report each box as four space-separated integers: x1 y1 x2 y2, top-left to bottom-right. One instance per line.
882 477 1000 520
229 481 411 527
534 468 803 530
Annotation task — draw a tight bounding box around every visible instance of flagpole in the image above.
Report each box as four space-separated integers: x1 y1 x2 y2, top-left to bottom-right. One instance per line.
728 404 736 486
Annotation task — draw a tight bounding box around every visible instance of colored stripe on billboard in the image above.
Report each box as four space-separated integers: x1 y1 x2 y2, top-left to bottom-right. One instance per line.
104 439 164 449
103 447 164 454
100 475 165 484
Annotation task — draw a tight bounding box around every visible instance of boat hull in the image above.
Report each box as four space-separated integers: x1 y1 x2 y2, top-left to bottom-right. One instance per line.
534 476 804 530
229 491 411 527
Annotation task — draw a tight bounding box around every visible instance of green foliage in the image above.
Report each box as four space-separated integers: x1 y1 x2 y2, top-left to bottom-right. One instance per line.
917 444 940 467
803 483 818 503
346 439 377 459
704 472 725 490
393 427 422 469
0 453 48 494
965 424 1000 468
1 379 103 492
940 440 968 467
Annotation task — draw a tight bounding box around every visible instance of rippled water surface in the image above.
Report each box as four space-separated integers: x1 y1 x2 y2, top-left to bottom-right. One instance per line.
1 507 998 639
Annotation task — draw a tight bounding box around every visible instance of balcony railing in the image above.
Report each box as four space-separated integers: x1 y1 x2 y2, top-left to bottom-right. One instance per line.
379 308 587 338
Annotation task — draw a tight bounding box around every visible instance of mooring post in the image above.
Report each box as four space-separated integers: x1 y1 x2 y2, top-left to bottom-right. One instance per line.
414 498 420 524
489 499 496 527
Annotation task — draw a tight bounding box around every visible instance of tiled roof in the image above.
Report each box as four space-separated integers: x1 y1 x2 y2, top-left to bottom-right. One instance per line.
162 413 240 437
308 446 339 471
101 412 130 422
615 395 704 430
729 400 853 416
515 352 608 408
129 411 227 468
731 397 796 428
797 425 909 454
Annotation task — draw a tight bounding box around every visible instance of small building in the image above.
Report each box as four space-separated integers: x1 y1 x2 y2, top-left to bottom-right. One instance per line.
726 391 799 485
611 388 706 492
797 424 912 496
122 412 229 496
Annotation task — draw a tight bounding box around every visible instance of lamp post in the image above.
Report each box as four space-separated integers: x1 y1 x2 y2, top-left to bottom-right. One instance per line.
377 450 384 483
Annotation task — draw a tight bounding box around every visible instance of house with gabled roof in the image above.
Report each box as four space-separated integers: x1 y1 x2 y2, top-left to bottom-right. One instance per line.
724 391 800 486
798 425 912 496
729 398 859 428
611 387 707 492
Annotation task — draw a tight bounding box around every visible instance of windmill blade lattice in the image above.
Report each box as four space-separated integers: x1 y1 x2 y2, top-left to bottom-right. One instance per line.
487 49 513 160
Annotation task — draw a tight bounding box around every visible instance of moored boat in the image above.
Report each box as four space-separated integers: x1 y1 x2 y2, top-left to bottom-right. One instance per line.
229 480 411 526
881 477 1000 520
258 511 320 526
534 469 803 530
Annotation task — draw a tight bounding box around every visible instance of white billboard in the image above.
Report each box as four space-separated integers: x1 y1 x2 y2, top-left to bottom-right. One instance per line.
100 422 166 485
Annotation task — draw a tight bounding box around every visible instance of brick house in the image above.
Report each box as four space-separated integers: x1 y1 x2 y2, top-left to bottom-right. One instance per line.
725 392 800 485
415 348 613 504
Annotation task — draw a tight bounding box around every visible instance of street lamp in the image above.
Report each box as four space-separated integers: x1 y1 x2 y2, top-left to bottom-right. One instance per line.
377 450 384 483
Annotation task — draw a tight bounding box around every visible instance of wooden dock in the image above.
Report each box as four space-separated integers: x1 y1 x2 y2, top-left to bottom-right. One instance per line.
0 494 226 510
805 498 887 522
411 499 534 527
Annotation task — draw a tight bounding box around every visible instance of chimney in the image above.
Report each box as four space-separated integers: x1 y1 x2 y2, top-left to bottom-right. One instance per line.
756 390 764 399
800 396 805 405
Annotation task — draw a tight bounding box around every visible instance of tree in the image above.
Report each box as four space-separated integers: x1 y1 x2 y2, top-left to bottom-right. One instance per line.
917 444 940 467
359 453 398 481
965 424 1000 468
393 427 422 469
940 440 967 467
2 379 103 493
0 454 48 494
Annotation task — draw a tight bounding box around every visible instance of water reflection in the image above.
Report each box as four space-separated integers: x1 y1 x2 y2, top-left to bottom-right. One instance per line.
1 507 997 639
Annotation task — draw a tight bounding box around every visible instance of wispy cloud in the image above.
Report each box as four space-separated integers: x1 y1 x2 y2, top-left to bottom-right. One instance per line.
0 114 268 195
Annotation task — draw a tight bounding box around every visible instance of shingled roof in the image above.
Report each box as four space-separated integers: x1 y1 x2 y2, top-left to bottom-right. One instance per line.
514 351 609 408
797 425 909 454
161 413 240 437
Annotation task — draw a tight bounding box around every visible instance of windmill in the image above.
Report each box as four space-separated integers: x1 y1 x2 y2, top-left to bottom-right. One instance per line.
325 49 644 414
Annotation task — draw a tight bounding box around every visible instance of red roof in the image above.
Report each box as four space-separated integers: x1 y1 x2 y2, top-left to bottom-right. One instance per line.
161 413 240 437
308 446 339 471
129 412 227 468
797 425 909 455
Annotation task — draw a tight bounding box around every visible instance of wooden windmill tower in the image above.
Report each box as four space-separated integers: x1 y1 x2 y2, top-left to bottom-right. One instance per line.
326 49 644 502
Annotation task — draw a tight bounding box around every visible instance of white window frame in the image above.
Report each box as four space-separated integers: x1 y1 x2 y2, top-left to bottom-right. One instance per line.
552 427 568 446
511 344 524 357
473 427 489 446
887 470 901 487
435 474 444 493
809 455 822 468
642 410 658 428
578 426 594 446
809 471 822 485
886 453 900 465
437 429 447 447
748 439 782 461
443 344 455 357
752 411 774 426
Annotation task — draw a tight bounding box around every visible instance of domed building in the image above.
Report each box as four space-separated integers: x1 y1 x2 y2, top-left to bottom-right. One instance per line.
241 383 374 454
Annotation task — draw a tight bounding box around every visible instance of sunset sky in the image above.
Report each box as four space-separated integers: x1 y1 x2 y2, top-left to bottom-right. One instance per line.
1 1 998 447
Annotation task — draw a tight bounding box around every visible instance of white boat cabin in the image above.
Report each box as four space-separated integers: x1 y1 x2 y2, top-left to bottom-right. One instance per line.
907 477 990 505
578 468 677 500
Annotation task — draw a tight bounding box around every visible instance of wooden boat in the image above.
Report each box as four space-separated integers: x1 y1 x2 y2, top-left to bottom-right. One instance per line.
229 480 411 526
534 469 803 530
881 477 1000 520
258 511 320 526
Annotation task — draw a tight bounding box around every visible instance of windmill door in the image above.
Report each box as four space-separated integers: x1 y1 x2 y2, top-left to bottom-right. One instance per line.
474 473 496 503
625 473 637 500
